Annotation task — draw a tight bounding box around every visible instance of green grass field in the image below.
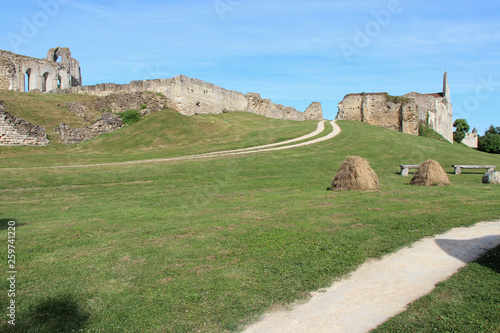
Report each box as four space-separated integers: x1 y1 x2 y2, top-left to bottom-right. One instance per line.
372 245 500 332
0 92 499 332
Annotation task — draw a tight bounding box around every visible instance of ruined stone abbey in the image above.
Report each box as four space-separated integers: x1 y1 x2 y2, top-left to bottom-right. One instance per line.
0 47 82 92
336 73 453 142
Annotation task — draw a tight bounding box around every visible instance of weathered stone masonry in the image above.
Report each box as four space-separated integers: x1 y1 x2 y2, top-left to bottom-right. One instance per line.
0 47 81 92
69 75 324 122
0 100 49 146
337 73 453 142
55 113 123 144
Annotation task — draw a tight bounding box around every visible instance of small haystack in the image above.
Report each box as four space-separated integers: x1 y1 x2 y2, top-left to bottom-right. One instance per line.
410 159 451 186
331 156 379 191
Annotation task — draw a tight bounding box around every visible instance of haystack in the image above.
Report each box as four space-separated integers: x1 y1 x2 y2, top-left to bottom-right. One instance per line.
331 156 379 191
410 159 451 186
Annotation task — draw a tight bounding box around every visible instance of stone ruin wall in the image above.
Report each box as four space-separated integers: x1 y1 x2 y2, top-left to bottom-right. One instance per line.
0 100 49 146
336 73 454 143
0 58 14 90
337 92 453 142
0 48 82 92
405 92 453 142
55 113 123 144
337 93 420 136
81 91 174 115
69 75 324 122
462 132 478 149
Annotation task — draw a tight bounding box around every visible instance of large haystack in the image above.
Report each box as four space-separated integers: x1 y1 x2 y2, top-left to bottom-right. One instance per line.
410 159 451 186
331 156 379 191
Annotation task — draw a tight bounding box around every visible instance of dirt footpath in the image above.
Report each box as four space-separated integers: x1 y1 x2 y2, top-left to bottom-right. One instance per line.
13 120 340 170
243 220 500 333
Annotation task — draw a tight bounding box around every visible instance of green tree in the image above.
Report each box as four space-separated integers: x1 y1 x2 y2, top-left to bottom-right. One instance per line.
485 125 500 136
453 131 465 144
453 119 470 143
453 119 470 133
478 125 500 154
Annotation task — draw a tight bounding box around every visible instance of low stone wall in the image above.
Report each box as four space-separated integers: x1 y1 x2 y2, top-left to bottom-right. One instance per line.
0 100 49 146
55 113 123 144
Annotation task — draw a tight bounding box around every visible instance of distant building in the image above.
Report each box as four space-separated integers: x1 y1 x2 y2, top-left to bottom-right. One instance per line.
462 127 479 148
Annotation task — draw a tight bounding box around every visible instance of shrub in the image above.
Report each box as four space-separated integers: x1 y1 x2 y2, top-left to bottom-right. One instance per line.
478 134 500 154
477 125 500 154
118 109 141 126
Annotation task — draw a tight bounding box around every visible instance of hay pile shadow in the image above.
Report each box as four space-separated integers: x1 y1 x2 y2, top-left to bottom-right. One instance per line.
410 159 450 186
330 156 379 191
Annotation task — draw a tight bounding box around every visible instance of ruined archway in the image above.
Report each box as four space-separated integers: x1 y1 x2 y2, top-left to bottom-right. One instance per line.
42 72 49 92
25 69 31 92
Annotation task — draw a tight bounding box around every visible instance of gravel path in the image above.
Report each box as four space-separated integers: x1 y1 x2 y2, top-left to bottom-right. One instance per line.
242 220 500 333
12 120 340 170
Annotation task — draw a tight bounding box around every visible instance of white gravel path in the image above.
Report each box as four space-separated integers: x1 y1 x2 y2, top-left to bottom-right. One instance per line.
242 220 500 333
9 120 340 170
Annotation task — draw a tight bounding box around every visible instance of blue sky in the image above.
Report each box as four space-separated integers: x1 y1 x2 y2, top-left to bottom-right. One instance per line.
1 0 499 133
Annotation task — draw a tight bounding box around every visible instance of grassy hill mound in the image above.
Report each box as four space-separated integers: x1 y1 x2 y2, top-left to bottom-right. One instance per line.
0 90 97 131
0 90 318 167
0 102 499 331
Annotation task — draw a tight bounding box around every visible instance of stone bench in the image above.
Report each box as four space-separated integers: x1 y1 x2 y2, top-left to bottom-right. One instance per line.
400 164 421 176
452 165 496 175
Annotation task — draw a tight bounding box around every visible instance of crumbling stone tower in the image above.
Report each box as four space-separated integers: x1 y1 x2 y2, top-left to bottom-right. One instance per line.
0 47 82 92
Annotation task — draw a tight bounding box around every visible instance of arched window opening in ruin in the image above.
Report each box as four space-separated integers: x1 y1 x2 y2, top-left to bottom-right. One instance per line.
57 76 61 89
42 72 49 92
25 69 31 92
